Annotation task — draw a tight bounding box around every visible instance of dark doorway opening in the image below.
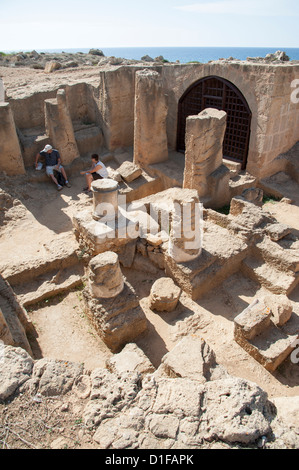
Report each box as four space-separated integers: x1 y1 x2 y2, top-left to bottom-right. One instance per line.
177 76 252 170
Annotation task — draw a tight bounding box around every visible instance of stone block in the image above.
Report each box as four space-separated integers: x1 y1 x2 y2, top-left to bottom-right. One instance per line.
266 223 292 241
44 61 62 73
118 161 142 183
165 221 248 300
73 206 159 256
263 294 293 327
149 277 181 312
236 323 298 373
234 298 272 341
106 343 155 377
241 187 264 206
83 280 147 353
159 336 225 383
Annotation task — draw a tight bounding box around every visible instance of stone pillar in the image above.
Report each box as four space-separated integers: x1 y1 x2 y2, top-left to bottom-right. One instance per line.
183 108 230 207
45 88 80 165
0 103 25 175
98 68 136 150
133 69 168 167
168 191 203 263
88 251 124 299
91 178 119 221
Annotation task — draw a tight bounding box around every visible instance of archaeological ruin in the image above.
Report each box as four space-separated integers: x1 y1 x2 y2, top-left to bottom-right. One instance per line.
0 52 299 449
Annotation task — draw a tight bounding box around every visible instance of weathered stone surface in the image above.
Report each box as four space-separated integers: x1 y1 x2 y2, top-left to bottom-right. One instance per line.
133 69 168 166
158 336 227 383
26 358 84 396
83 280 147 352
183 108 228 204
90 372 274 448
255 236 299 273
266 223 292 241
92 178 119 221
73 374 92 399
234 296 298 372
229 197 275 231
1 342 296 448
44 61 62 73
89 49 105 57
272 396 299 435
0 346 34 400
200 377 272 444
0 274 32 354
168 194 203 262
263 293 293 326
0 103 25 176
83 368 141 427
149 277 181 312
45 89 80 165
118 161 142 183
0 307 14 345
107 167 122 182
234 298 272 341
165 220 248 300
241 187 263 206
88 251 124 299
106 343 155 377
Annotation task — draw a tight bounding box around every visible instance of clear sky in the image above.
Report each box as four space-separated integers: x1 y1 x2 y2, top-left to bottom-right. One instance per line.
0 0 298 51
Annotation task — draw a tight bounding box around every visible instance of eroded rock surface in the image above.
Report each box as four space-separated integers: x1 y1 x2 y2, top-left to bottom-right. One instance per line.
1 339 297 449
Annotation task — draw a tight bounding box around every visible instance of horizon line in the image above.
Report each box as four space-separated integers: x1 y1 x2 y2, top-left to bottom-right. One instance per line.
2 45 299 53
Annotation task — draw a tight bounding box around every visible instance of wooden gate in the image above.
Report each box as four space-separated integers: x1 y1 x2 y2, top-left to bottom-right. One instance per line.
177 76 252 169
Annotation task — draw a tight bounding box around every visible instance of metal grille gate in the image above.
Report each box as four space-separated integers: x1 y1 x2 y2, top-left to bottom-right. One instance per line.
177 76 252 169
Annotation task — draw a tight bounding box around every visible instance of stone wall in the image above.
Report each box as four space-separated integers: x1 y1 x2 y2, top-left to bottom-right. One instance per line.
0 103 25 175
161 62 299 179
1 61 299 180
252 66 299 178
98 67 140 150
133 69 168 166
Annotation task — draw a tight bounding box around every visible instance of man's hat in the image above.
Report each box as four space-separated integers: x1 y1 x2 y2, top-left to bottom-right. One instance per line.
42 144 53 152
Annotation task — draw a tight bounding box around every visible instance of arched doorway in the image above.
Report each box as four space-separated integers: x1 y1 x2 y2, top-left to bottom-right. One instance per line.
177 76 252 170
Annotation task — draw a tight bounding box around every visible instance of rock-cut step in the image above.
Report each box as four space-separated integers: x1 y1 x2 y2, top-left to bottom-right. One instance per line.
2 236 82 288
241 257 299 296
14 263 85 308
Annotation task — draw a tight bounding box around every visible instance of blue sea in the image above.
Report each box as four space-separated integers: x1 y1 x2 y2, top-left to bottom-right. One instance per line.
37 47 299 63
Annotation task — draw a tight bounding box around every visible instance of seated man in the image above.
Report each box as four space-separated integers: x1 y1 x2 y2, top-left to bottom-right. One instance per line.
80 153 108 192
35 145 71 190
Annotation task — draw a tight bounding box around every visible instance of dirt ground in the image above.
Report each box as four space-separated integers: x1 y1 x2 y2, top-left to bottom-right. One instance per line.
1 169 299 402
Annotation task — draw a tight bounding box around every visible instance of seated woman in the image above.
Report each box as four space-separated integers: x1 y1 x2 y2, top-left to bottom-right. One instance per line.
80 154 109 192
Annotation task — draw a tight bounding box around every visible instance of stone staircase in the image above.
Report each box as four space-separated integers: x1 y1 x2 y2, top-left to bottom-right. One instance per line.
241 257 299 296
234 297 299 372
241 235 299 296
13 263 84 308
2 236 85 308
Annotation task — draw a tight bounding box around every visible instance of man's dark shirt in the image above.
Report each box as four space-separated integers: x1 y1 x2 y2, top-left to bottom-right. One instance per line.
40 149 60 167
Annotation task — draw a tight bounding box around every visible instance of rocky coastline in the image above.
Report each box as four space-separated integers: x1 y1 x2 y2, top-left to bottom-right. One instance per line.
0 48 174 72
0 48 296 73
